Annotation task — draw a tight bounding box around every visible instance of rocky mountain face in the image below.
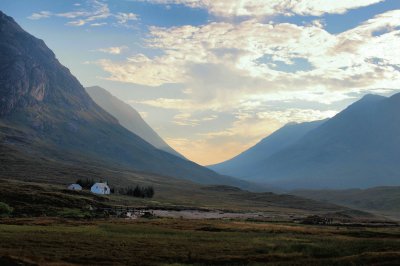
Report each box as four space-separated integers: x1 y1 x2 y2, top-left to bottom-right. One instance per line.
86 86 184 159
0 11 255 189
0 11 93 116
211 93 400 189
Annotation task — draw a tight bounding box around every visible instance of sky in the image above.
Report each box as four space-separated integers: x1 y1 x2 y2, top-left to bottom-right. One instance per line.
1 0 400 165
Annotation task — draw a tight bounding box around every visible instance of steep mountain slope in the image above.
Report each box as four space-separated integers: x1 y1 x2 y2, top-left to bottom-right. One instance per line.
240 94 400 189
85 86 183 158
209 120 325 178
0 11 252 188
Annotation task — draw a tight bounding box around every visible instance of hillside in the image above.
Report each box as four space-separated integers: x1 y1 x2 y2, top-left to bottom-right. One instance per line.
0 11 251 189
209 120 325 178
292 187 400 220
212 93 400 189
86 86 183 158
0 174 384 221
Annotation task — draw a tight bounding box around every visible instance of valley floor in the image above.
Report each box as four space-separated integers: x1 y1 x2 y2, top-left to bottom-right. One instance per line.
0 178 399 265
0 218 399 266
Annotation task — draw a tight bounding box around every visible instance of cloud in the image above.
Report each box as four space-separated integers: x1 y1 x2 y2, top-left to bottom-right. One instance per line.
172 113 218 126
97 9 400 113
62 0 110 26
201 108 336 141
97 54 185 86
27 0 139 28
143 0 384 17
66 19 86 26
94 46 128 55
115 12 139 25
289 0 385 16
90 22 108 27
172 113 201 126
28 11 52 20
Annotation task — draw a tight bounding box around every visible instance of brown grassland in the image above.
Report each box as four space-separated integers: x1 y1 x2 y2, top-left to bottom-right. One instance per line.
0 218 400 266
0 174 399 265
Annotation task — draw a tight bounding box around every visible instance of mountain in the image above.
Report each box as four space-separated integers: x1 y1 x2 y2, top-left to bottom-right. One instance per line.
211 93 400 189
0 11 253 189
209 120 325 178
85 86 183 158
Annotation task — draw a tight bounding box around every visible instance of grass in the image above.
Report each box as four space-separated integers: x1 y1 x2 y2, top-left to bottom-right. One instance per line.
291 187 400 220
0 218 399 265
0 178 387 224
0 151 397 265
0 142 393 222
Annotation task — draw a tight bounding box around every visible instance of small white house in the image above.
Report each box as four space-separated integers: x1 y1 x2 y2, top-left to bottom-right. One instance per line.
68 184 82 191
90 182 110 195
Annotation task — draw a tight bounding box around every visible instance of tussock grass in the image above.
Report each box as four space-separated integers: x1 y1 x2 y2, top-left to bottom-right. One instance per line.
0 218 399 265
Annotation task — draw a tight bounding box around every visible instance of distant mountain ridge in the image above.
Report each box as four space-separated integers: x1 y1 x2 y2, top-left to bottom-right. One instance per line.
211 93 400 189
209 120 325 178
86 86 183 158
0 11 254 189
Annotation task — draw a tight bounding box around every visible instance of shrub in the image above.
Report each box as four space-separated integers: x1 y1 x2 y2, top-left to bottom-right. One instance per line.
119 185 154 198
76 178 95 189
0 202 13 217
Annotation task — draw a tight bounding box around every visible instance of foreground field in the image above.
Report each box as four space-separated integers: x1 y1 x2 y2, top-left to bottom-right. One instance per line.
0 218 399 266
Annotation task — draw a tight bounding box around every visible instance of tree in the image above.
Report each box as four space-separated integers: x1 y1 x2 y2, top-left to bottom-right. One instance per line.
120 185 155 198
145 186 154 198
76 178 95 189
0 202 13 217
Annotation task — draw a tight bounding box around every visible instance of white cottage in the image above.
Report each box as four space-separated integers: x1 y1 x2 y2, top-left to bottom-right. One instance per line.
90 182 110 195
68 184 82 191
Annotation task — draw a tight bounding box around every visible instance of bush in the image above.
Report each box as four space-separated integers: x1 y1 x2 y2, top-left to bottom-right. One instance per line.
119 185 154 198
76 178 95 189
0 202 13 217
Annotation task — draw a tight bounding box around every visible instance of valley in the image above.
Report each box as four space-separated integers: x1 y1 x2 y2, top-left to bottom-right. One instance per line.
0 4 400 265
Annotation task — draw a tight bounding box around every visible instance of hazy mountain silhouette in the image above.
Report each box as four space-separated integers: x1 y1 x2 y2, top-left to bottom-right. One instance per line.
0 11 254 188
212 93 400 189
86 86 184 158
209 120 325 178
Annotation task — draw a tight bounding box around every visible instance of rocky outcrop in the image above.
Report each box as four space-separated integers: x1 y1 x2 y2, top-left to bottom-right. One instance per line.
0 11 92 116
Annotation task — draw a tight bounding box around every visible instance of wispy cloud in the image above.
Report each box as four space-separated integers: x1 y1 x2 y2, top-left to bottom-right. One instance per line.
28 11 52 20
143 0 384 17
27 0 139 28
66 19 86 26
90 22 108 27
115 12 139 25
94 46 129 55
172 113 218 127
